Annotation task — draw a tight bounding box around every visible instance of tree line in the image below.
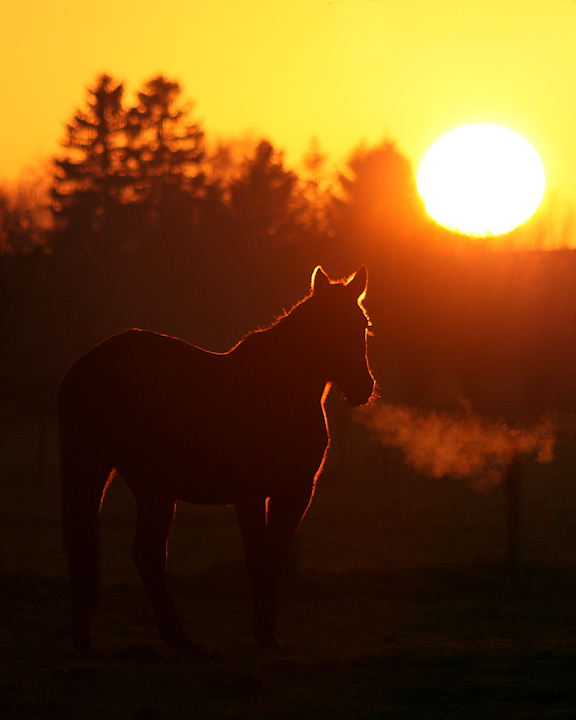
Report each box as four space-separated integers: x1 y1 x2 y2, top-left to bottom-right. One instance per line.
50 75 312 258
2 74 429 261
1 73 428 371
2 72 575 429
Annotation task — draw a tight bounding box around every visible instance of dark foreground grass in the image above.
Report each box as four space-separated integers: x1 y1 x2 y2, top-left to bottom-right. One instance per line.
2 562 576 719
2 446 576 719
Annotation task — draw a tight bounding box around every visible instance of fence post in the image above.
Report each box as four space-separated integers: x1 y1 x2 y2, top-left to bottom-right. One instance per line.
506 454 523 576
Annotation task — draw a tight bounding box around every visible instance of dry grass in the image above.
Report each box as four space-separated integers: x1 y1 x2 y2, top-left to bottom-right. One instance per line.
2 437 576 718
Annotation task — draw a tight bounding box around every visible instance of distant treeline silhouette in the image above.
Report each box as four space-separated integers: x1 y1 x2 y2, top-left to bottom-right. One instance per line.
0 74 428 373
2 71 576 439
50 75 312 258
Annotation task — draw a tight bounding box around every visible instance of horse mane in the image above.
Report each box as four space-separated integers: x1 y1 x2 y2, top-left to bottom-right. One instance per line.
249 272 369 340
229 270 370 367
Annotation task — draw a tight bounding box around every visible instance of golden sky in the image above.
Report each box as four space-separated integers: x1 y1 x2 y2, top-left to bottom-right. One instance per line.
2 0 576 228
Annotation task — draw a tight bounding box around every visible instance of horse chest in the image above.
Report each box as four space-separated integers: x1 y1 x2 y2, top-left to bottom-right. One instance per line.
167 398 327 499
197 397 327 463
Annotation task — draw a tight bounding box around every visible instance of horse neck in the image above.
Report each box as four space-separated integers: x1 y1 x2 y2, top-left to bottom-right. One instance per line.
236 301 331 397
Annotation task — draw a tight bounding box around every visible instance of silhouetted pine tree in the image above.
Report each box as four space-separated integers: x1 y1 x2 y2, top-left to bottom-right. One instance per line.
228 140 305 248
125 76 206 247
51 74 128 254
300 137 331 240
334 140 427 256
0 182 51 371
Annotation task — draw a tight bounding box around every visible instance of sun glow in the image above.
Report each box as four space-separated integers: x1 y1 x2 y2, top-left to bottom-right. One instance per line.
417 124 546 237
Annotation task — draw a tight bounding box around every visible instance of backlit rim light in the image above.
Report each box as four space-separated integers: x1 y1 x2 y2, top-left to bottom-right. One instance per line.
417 124 546 237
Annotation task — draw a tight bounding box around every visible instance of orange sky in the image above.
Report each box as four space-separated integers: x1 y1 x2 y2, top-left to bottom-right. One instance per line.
2 0 576 240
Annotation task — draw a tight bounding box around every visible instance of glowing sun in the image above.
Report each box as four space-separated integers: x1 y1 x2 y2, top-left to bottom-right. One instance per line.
417 124 546 236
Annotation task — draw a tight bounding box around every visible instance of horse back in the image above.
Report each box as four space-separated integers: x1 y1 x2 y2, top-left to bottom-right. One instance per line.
58 329 328 503
59 329 218 422
59 330 220 470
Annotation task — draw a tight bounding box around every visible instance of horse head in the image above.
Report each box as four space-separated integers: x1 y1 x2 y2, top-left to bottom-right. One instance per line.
311 265 375 407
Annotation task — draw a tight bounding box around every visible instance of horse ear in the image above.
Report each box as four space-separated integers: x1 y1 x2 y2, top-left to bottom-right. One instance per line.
311 265 331 294
346 266 368 299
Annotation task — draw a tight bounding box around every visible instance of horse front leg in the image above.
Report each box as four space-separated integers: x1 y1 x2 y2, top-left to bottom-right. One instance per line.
236 489 311 648
132 497 195 651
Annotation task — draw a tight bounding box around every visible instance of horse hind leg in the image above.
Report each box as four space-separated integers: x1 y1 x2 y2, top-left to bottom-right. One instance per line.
61 454 112 650
131 497 196 651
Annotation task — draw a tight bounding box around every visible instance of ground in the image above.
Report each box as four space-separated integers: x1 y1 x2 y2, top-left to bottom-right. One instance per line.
1 432 576 719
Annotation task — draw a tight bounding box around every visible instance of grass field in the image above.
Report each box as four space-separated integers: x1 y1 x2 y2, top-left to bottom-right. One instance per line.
1 428 576 718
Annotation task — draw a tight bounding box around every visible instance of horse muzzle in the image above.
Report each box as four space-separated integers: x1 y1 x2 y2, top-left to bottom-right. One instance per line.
344 377 375 407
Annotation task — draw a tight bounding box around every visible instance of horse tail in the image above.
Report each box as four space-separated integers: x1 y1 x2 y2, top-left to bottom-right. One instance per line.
58 371 111 650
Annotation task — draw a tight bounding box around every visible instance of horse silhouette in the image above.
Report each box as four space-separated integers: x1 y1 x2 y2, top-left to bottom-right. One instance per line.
59 265 374 650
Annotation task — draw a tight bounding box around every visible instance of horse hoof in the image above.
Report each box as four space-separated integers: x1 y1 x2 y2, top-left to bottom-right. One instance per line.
256 638 283 652
165 637 216 657
170 642 221 662
72 630 91 651
112 644 163 664
165 637 199 652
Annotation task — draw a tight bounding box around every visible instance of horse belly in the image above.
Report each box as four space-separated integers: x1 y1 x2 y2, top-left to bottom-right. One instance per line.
170 408 328 505
228 409 328 491
62 333 329 504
